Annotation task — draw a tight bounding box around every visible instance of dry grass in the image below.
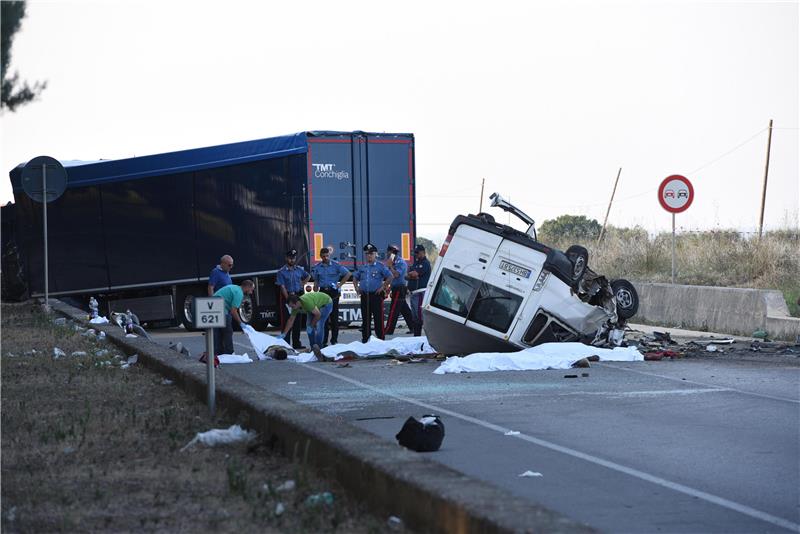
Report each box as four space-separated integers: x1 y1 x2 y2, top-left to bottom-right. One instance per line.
1 302 394 533
539 228 800 316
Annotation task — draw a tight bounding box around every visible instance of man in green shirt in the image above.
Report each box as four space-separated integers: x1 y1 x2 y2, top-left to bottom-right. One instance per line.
212 279 255 356
280 291 333 351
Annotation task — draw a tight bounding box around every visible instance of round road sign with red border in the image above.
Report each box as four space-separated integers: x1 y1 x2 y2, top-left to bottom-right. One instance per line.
658 175 694 213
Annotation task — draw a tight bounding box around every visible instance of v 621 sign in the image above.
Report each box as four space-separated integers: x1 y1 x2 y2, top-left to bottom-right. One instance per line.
658 175 694 213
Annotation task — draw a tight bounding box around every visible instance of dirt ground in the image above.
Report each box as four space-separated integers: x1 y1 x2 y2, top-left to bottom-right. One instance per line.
1 303 399 533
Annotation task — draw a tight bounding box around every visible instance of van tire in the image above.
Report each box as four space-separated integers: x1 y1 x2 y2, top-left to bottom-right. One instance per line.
566 245 589 282
611 279 639 319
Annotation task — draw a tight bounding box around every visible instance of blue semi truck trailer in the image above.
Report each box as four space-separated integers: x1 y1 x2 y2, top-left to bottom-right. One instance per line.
3 130 417 330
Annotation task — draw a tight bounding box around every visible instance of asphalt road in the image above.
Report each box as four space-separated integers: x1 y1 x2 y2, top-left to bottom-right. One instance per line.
149 324 800 533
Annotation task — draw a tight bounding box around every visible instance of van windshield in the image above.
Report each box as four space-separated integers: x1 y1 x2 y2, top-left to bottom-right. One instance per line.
431 268 522 333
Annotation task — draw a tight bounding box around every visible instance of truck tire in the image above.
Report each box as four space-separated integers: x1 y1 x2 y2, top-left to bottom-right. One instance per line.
566 245 589 282
177 286 203 332
238 294 269 331
611 279 639 320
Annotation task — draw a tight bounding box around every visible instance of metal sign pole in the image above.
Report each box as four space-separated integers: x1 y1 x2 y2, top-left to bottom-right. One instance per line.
42 163 49 309
206 328 216 416
671 213 676 284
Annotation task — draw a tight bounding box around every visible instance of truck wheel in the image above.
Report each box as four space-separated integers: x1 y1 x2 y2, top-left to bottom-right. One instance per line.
611 279 639 319
238 294 269 331
566 245 589 282
177 287 202 332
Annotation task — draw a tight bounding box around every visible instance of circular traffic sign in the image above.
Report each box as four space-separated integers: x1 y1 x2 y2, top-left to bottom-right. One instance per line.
21 156 68 203
658 175 694 213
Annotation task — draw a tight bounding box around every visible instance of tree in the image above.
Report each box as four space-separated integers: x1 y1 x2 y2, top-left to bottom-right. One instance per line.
2 0 46 112
539 215 602 242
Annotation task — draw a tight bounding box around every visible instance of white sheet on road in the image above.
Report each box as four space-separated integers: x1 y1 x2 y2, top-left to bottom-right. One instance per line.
242 325 435 362
433 343 643 374
320 336 436 359
218 353 253 364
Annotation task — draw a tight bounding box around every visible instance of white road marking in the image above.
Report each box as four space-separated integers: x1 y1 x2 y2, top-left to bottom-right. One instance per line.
300 363 800 532
599 363 800 404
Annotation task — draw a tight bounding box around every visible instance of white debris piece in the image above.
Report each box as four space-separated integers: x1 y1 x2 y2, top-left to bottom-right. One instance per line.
518 471 543 477
53 347 66 359
71 351 88 357
81 329 96 338
706 344 718 352
73 325 86 332
125 334 138 338
127 354 139 364
217 353 252 364
387 516 404 531
287 381 297 385
161 378 174 385
98 331 106 340
53 317 67 326
275 479 296 492
89 316 109 325
504 430 520 436
95 349 109 357
274 502 285 516
434 343 643 374
180 425 256 451
261 482 270 492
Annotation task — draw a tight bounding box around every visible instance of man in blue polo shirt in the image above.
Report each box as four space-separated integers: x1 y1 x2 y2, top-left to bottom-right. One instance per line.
384 244 418 336
352 243 392 343
276 249 310 349
406 244 431 336
207 254 234 296
312 247 352 346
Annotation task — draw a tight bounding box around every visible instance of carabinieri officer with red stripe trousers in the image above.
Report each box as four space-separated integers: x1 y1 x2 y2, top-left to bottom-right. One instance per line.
383 243 418 336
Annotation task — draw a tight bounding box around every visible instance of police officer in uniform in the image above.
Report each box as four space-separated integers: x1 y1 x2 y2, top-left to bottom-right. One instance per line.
311 247 351 346
406 244 431 336
276 249 310 349
384 244 418 335
352 243 392 343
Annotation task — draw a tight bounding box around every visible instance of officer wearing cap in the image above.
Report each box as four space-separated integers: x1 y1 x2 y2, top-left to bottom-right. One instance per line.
276 249 310 349
311 247 352 346
406 244 431 336
384 244 418 336
352 243 392 343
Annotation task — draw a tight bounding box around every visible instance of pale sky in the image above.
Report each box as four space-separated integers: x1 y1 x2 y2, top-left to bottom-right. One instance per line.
2 0 798 243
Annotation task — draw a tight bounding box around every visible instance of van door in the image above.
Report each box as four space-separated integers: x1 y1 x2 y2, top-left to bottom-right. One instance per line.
427 225 502 325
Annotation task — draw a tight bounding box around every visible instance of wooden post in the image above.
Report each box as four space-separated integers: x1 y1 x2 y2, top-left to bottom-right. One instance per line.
758 119 773 240
479 178 485 213
598 167 622 244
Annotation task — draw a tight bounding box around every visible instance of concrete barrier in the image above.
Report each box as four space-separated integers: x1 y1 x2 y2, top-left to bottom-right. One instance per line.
50 299 593 534
635 282 800 340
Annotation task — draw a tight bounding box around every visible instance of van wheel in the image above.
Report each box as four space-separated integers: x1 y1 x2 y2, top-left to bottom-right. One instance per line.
566 245 589 282
611 279 639 319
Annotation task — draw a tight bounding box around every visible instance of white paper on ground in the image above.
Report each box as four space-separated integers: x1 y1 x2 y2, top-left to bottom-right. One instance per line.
320 336 436 360
218 353 252 364
180 424 255 451
89 316 109 324
519 471 543 477
433 342 643 374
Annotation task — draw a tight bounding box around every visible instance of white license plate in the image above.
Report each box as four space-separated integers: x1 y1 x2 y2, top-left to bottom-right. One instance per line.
499 260 531 278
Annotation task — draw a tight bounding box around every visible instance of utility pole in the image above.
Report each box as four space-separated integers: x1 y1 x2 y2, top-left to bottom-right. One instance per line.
479 178 485 213
758 119 773 240
598 168 622 244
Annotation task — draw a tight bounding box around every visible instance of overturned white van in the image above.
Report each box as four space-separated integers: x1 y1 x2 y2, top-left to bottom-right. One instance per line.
421 194 638 355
